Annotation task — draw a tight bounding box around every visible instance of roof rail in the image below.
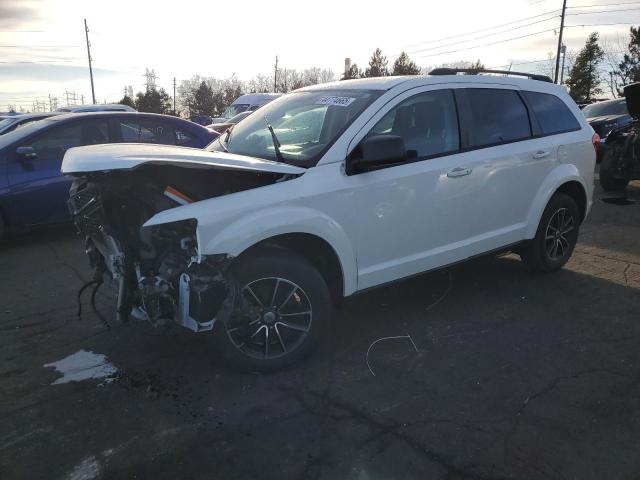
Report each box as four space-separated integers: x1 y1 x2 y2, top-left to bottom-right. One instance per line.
429 68 552 83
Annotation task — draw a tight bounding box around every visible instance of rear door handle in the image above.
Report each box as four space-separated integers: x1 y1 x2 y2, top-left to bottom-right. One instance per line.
447 167 472 178
533 150 550 159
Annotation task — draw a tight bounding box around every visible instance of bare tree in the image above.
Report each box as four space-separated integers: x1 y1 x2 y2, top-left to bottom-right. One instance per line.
601 35 628 97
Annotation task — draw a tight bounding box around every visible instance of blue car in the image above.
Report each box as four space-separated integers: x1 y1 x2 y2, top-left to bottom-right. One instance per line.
0 112 60 136
0 112 218 239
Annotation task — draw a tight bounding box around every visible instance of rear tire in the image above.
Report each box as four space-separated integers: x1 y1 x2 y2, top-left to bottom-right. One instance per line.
213 248 331 372
520 193 580 272
599 147 629 192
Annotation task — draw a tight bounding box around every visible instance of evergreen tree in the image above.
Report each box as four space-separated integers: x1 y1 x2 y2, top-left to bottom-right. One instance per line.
118 95 136 108
189 81 216 116
134 87 172 114
565 32 605 103
364 48 389 77
341 64 362 80
618 26 640 84
392 52 421 75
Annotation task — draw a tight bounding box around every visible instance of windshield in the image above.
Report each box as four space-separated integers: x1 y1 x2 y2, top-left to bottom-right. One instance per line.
222 104 250 118
0 117 54 148
206 89 380 166
227 111 252 124
0 118 17 130
583 100 628 118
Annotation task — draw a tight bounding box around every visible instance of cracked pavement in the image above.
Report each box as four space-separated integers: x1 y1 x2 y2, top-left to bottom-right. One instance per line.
1 181 639 480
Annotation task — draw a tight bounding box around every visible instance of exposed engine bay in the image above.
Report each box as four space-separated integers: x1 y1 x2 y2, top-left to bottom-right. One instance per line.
68 162 289 332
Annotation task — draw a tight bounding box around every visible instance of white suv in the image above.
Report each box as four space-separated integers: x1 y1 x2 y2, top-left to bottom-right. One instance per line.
63 71 597 370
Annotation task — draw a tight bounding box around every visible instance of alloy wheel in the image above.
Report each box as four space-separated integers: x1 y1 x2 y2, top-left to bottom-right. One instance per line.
544 207 575 261
225 277 313 360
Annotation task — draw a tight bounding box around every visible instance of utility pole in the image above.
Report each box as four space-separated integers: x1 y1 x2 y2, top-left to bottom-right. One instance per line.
273 55 278 93
84 19 96 104
560 44 567 84
173 77 176 114
48 94 52 112
554 0 567 84
81 94 85 105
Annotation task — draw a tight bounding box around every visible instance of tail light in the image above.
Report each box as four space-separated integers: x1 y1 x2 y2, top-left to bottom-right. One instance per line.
592 132 601 162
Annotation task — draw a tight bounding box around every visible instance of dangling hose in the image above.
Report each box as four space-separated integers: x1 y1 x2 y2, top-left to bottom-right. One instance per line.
90 280 111 330
77 279 99 320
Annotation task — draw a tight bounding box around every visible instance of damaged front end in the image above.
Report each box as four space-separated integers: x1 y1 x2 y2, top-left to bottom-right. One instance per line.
64 145 303 332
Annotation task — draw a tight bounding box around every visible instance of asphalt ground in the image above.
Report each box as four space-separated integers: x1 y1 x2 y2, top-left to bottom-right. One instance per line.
1 181 639 480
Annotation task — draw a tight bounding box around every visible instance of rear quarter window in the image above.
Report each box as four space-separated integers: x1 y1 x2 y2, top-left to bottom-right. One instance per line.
456 88 532 148
523 91 581 135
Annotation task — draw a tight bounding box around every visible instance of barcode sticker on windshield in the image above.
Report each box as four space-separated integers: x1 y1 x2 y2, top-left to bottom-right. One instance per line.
315 96 356 107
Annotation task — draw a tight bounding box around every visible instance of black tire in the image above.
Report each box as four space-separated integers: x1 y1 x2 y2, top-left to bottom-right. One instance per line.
520 193 580 272
213 248 331 372
599 148 629 192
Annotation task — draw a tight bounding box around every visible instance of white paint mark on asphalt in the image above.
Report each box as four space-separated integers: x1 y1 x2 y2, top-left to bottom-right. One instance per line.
66 455 100 480
44 350 117 385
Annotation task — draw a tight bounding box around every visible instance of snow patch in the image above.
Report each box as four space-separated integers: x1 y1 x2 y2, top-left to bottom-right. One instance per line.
66 455 100 480
44 350 117 385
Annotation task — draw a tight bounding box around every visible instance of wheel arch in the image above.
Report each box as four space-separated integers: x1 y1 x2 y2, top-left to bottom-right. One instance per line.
198 206 358 297
554 180 587 222
525 166 590 238
235 233 345 304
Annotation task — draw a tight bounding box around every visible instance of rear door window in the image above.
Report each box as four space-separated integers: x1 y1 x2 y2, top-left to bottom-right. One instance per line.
523 91 581 135
456 88 532 148
119 118 174 144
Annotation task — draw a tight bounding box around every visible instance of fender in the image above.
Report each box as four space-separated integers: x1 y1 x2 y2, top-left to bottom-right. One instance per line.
198 205 358 296
524 163 589 239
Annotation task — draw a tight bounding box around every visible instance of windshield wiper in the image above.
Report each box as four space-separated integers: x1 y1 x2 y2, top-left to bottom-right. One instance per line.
264 119 285 163
217 124 236 152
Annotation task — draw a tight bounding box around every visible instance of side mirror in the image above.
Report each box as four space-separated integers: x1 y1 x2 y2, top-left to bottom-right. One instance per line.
347 134 406 174
16 146 37 160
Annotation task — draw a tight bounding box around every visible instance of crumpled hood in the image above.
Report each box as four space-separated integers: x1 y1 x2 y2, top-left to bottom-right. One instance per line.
61 143 306 176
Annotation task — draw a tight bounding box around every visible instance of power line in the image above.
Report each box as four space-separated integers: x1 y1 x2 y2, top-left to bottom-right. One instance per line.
402 8 561 50
417 27 558 59
404 15 560 56
568 1 640 8
416 20 639 61
568 7 640 15
566 21 640 27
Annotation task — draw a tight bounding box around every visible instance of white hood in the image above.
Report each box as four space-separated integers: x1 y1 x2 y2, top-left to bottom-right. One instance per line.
61 143 306 176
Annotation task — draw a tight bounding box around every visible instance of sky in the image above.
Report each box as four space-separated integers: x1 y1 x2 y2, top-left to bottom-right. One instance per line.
1 0 639 111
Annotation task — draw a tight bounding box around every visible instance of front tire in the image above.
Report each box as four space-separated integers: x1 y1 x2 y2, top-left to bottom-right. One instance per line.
215 248 331 372
520 193 580 272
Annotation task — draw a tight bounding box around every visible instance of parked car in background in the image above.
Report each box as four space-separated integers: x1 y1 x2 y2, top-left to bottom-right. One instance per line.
206 110 253 134
210 93 281 123
0 112 60 136
56 104 136 113
190 115 214 126
0 112 217 239
582 98 633 141
63 70 596 371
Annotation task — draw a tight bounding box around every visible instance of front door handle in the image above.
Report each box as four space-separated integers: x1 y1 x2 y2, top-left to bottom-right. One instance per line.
533 150 551 159
447 167 472 178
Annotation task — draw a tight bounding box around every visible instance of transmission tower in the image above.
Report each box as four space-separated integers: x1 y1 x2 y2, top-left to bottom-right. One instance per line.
143 69 158 90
